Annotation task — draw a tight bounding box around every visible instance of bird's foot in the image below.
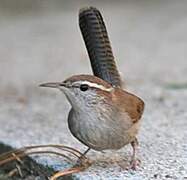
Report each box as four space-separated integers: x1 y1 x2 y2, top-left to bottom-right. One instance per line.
75 156 92 169
127 158 141 170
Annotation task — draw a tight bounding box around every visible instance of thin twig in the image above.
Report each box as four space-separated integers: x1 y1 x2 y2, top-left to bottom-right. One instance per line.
0 144 87 166
12 153 24 164
0 144 91 179
50 166 86 180
8 168 18 177
15 163 23 177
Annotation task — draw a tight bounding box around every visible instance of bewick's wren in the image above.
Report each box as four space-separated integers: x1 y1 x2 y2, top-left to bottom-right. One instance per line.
40 7 145 169
40 75 144 169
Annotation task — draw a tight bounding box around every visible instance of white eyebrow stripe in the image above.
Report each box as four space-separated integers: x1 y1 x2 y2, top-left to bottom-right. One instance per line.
77 81 113 92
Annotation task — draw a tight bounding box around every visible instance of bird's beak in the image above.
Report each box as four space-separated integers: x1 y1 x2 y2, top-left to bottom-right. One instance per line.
39 82 66 88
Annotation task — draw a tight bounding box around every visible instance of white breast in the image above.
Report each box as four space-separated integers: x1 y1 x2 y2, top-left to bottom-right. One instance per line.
68 105 134 151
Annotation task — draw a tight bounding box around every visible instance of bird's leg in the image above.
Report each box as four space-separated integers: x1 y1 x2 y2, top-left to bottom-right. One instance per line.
129 138 141 170
76 147 91 167
82 147 91 156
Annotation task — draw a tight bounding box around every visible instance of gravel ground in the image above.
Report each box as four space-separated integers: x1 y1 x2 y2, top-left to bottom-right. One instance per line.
0 1 187 179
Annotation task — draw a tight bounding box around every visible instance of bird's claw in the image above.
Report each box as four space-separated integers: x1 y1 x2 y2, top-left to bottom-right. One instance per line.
127 158 141 170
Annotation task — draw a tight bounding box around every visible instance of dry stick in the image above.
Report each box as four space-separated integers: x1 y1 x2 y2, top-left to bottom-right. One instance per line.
0 152 25 166
0 149 24 161
15 163 23 177
24 151 75 163
0 144 90 179
0 145 89 180
0 148 83 166
8 168 18 177
50 166 86 180
0 144 83 161
12 153 24 164
24 144 84 159
0 144 85 163
23 144 84 156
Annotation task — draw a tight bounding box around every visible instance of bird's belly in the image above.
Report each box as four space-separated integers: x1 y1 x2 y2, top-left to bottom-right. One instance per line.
68 110 134 151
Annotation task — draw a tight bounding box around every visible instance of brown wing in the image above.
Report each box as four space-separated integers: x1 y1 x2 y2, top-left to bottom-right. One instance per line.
113 88 145 123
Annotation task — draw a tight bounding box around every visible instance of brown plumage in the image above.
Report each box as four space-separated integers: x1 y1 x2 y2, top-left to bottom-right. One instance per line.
65 75 144 124
40 6 145 170
64 74 112 89
113 88 144 123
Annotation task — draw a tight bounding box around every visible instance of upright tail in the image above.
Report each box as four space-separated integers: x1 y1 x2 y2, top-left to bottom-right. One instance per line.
79 7 122 87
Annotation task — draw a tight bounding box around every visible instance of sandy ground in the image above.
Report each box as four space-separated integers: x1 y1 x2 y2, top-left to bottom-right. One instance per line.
0 1 187 179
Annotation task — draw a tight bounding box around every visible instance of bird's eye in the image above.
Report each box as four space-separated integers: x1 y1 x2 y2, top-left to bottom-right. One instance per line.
80 84 89 91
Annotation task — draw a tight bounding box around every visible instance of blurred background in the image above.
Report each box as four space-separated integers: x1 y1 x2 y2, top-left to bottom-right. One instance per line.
0 0 186 179
0 0 187 94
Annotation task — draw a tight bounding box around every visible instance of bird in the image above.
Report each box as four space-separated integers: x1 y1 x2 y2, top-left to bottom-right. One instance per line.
40 75 144 169
40 7 145 170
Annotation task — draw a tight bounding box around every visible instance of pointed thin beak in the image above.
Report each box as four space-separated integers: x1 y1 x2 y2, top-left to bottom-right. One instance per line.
39 82 66 88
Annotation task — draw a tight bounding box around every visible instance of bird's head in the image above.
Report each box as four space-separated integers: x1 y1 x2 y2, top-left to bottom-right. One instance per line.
40 75 114 110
